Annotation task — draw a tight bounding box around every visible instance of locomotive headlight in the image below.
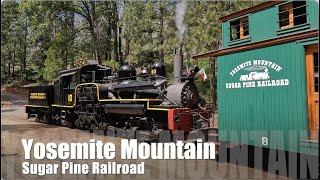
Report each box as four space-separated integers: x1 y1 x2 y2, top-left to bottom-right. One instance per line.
174 115 180 123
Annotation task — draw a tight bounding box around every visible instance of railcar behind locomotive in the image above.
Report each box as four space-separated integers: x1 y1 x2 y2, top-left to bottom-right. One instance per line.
26 48 211 141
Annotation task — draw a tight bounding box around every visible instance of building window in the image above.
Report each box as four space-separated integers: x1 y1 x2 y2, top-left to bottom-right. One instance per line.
279 1 307 29
230 16 249 41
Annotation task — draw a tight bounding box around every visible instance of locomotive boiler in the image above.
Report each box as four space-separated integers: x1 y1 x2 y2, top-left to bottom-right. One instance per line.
26 47 211 141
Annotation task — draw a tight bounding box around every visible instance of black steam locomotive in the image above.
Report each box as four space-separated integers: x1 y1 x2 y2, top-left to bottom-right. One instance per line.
26 52 211 141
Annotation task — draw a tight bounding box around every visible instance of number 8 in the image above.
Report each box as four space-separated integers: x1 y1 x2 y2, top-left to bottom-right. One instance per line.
262 137 268 146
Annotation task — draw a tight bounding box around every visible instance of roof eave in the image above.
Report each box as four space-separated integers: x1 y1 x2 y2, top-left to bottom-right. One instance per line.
192 29 319 60
219 1 283 22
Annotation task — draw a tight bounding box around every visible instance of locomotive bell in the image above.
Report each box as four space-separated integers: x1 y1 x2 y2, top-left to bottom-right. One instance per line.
118 65 136 80
150 61 166 77
141 67 148 75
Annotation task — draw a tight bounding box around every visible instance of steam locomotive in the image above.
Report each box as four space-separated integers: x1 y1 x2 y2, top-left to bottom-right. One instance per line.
26 48 211 141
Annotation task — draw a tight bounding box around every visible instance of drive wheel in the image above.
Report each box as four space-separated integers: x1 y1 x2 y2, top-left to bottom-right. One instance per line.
35 114 41 122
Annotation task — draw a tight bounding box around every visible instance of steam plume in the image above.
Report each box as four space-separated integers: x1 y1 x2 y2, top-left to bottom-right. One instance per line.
175 1 187 44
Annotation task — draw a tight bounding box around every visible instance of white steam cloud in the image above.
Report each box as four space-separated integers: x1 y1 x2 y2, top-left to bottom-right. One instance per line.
175 1 187 44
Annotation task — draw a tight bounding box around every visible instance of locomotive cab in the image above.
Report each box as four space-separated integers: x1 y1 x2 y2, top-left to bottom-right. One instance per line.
56 64 112 106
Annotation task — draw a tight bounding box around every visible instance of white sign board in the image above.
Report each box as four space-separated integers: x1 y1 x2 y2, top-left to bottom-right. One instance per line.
226 60 289 89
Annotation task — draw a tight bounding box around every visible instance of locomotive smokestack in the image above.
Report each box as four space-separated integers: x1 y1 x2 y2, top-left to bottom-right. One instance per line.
173 44 183 83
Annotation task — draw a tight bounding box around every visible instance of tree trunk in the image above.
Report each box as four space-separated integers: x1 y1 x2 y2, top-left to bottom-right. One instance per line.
88 1 101 64
106 19 112 61
159 3 164 62
65 48 68 68
12 51 15 78
118 26 123 65
112 2 119 63
8 62 11 78
8 51 12 77
124 37 130 59
67 7 75 67
112 29 118 63
210 57 217 126
19 37 25 83
23 31 27 82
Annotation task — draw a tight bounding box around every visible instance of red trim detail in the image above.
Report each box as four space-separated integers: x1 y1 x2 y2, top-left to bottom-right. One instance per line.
168 109 193 132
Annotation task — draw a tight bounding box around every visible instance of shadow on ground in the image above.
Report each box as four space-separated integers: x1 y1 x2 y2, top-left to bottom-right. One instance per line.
1 123 59 134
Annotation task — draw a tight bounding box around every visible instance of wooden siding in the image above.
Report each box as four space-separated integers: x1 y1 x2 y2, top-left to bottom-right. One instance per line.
217 41 318 155
193 30 318 59
220 1 318 49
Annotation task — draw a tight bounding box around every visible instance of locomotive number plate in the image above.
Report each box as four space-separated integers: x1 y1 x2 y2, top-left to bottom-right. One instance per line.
68 94 73 102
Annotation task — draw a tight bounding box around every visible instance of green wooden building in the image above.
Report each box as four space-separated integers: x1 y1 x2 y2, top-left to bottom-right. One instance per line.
193 0 318 156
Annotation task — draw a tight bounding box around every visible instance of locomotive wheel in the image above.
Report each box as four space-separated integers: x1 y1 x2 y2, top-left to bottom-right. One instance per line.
75 116 86 130
75 119 79 129
35 113 48 123
99 122 109 135
75 118 82 129
43 114 50 124
35 114 41 122
89 124 96 133
68 120 75 129
181 82 199 109
56 117 62 126
66 113 75 129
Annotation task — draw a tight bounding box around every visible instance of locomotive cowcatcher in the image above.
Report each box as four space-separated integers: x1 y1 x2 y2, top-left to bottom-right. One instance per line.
26 49 211 141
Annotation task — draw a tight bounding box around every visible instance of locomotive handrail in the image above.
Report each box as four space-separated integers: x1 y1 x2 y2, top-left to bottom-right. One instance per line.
73 82 163 106
51 104 74 108
115 74 166 81
25 105 50 108
146 101 170 111
99 99 162 102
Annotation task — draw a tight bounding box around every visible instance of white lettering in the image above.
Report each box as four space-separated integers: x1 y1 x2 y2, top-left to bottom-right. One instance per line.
21 139 33 159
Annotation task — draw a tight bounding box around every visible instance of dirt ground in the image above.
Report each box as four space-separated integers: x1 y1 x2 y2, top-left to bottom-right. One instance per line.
1 92 286 179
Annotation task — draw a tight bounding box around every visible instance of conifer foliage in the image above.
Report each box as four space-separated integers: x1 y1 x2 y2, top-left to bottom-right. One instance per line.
1 0 258 101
